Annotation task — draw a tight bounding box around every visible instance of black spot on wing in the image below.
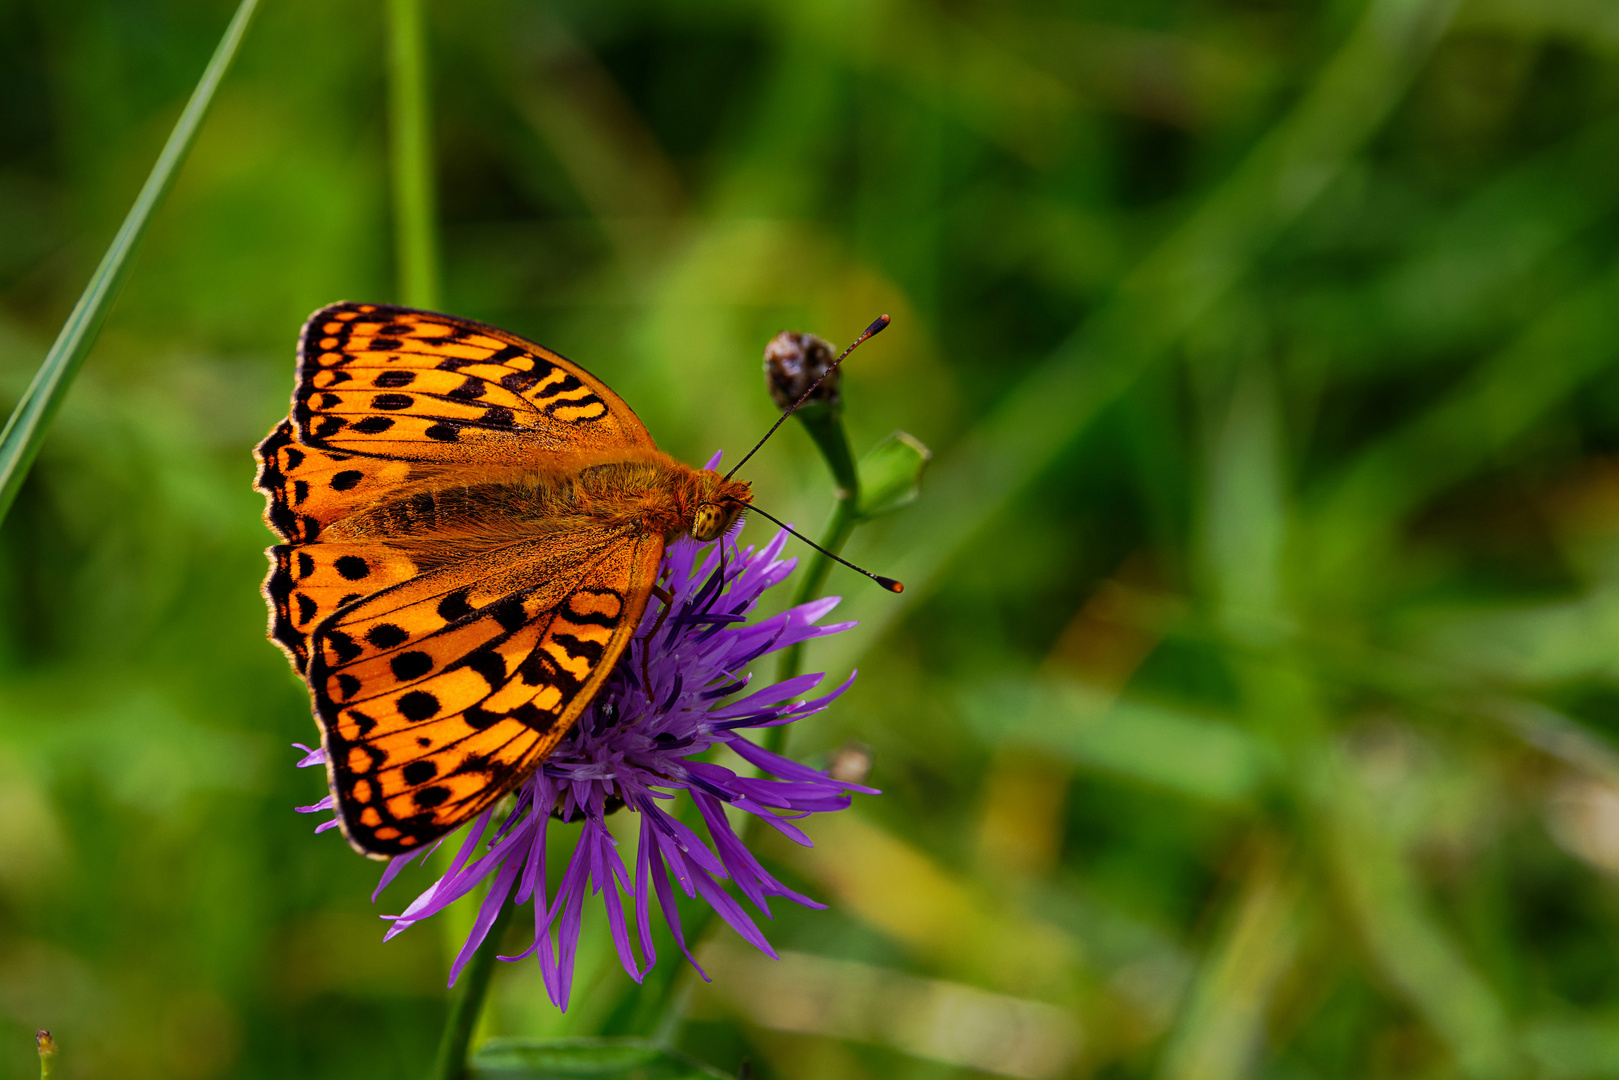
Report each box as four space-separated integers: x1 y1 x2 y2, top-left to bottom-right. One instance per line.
560 605 619 629
366 623 410 649
499 370 542 393
414 785 450 808
462 705 501 731
390 651 433 681
511 702 558 733
447 376 486 401
518 649 580 694
326 630 362 664
551 633 605 665
335 555 369 580
398 690 440 721
403 760 437 785
488 597 528 633
452 649 506 690
534 373 583 400
437 590 475 623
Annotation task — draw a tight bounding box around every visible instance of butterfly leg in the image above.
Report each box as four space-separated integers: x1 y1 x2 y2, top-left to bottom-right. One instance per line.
642 584 675 696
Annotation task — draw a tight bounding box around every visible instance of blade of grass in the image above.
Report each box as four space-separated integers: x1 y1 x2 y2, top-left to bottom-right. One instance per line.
1156 841 1299 1080
1322 751 1518 1078
387 0 478 1050
0 0 261 530
389 0 441 309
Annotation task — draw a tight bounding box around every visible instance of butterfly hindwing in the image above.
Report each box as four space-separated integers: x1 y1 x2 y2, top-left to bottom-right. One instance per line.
264 541 420 673
293 303 654 464
307 526 664 856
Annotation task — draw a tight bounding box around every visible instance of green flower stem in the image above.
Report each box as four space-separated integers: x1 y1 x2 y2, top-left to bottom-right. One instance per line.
770 504 856 685
792 401 861 498
768 402 860 754
428 897 517 1080
36 1030 56 1080
0 0 260 530
651 394 919 1040
387 0 441 310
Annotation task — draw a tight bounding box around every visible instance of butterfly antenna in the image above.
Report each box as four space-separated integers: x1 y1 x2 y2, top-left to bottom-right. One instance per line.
722 314 891 482
744 502 903 593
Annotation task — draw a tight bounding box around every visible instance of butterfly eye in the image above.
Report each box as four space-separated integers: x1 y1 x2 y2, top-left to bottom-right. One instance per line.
691 503 725 542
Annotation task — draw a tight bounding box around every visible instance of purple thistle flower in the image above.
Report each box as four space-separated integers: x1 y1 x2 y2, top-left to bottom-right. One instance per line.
293 520 875 1009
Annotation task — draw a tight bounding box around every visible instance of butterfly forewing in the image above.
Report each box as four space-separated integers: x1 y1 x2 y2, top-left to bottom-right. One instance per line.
308 526 664 856
293 302 652 463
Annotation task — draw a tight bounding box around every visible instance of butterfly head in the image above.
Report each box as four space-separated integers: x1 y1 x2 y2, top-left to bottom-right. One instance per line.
690 473 752 542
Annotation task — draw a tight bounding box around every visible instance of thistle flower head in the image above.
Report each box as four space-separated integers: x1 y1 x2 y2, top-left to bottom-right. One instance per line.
296 516 873 1009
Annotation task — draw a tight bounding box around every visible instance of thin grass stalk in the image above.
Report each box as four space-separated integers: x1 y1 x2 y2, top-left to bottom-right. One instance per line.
384 0 487 1059
0 0 261 529
388 0 441 309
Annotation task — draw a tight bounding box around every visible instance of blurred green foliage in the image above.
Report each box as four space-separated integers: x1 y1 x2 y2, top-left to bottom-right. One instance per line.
5 0 1619 1078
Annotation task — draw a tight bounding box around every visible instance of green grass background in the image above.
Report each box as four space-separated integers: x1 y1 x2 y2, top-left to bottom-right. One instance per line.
5 0 1619 1077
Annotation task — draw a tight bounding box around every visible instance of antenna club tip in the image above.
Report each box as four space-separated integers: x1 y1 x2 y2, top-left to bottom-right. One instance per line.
864 314 892 338
876 576 904 593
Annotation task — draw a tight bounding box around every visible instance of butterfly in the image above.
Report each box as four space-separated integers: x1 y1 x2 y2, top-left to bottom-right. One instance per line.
254 302 759 859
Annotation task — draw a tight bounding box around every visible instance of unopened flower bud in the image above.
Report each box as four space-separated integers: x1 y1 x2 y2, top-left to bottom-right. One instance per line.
764 331 839 412
37 1030 57 1078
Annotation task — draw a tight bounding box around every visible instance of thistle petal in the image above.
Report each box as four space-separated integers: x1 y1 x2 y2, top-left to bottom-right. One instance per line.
296 527 874 1007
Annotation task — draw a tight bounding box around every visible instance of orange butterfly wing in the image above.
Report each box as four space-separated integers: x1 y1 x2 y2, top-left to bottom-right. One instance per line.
292 302 652 464
255 418 422 544
256 303 671 857
309 527 664 856
253 303 660 673
255 420 423 670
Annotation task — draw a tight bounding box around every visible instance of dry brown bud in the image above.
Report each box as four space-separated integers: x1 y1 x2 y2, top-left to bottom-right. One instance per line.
764 331 839 412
